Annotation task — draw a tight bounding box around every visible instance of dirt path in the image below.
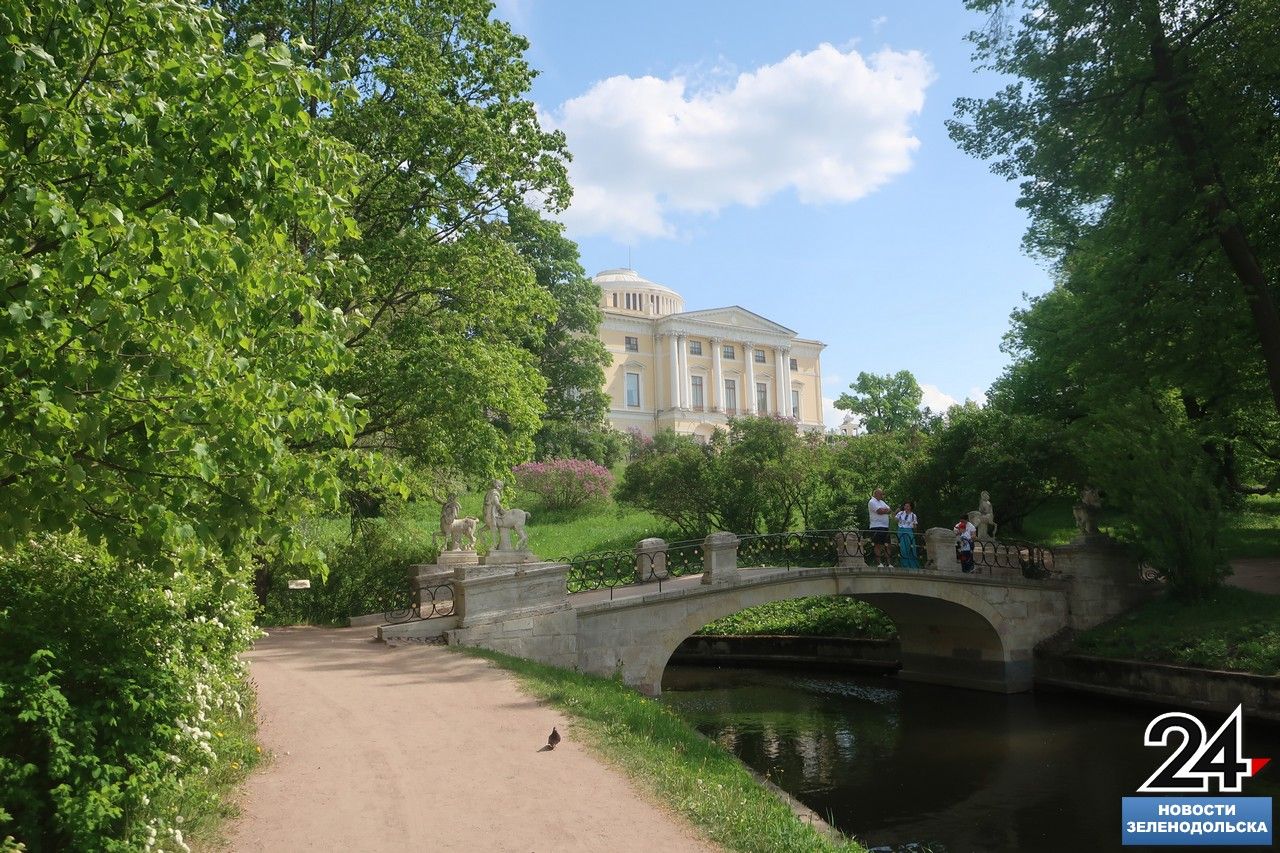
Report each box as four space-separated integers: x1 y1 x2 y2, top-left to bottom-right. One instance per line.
224 628 717 852
1229 557 1280 595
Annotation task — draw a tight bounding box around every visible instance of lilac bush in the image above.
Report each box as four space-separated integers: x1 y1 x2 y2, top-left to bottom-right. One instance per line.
512 459 614 510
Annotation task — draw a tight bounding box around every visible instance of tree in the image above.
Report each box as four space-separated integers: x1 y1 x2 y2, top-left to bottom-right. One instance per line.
901 403 1073 533
0 0 363 570
951 0 1280 495
218 0 572 482
834 371 925 434
505 204 618 466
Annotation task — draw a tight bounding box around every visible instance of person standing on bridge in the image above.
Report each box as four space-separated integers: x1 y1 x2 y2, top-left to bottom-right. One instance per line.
868 488 892 568
895 501 920 569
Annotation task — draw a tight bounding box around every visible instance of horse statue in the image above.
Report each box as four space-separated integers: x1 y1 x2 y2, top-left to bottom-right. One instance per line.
493 507 530 551
446 517 479 552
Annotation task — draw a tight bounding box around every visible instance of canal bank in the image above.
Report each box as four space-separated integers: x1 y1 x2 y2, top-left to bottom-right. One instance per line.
660 664 1280 853
673 634 1280 721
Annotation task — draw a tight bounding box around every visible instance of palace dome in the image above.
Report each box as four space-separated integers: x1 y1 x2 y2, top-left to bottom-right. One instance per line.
594 268 684 317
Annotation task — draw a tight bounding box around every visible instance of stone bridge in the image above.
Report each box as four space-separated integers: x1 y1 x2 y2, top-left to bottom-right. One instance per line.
380 530 1152 696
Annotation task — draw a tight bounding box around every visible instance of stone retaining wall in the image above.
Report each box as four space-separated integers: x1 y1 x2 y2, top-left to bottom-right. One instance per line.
1035 652 1280 722
669 635 901 673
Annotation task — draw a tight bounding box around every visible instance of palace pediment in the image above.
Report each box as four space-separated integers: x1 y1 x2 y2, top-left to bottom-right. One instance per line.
662 305 796 338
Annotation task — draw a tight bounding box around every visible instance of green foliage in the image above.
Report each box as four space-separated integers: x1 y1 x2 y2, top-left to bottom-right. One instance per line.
1079 403 1229 599
463 648 867 852
0 536 260 850
0 0 364 572
810 431 928 530
505 205 617 466
901 402 1074 532
697 597 897 640
1074 587 1280 675
833 370 927 433
617 420 835 538
953 0 1280 495
219 0 572 481
257 511 439 625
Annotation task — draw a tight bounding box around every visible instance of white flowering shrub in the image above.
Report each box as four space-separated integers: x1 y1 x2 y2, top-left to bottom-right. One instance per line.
0 536 260 850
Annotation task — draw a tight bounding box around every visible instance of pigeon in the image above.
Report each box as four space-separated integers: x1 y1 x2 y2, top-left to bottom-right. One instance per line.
546 727 561 750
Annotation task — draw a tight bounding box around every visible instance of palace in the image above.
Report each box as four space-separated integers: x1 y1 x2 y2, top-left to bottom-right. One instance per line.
594 268 825 439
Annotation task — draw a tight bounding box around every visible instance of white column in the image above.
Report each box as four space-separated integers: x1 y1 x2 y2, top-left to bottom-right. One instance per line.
710 337 723 412
743 340 756 415
666 333 680 411
774 349 786 416
781 345 793 418
676 333 689 409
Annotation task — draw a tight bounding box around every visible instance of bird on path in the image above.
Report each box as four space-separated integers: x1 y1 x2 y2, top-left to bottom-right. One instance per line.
546 727 561 750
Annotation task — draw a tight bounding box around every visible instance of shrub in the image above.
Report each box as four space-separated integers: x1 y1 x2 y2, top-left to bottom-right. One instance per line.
512 459 613 511
0 536 259 850
256 518 439 625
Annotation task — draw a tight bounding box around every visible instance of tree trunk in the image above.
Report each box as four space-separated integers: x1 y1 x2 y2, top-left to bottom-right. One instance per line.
1146 10 1280 419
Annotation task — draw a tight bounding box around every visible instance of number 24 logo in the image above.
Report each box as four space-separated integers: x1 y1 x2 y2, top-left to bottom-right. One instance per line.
1139 706 1270 793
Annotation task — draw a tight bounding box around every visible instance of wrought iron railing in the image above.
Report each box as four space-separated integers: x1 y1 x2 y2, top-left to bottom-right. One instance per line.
970 538 1056 579
564 538 705 599
382 577 457 624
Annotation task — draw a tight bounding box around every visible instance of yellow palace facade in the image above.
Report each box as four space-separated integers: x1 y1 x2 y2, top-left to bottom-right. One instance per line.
594 268 826 440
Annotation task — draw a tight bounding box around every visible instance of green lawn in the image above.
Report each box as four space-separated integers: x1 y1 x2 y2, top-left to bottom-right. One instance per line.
1073 586 1280 675
461 647 863 853
697 596 897 639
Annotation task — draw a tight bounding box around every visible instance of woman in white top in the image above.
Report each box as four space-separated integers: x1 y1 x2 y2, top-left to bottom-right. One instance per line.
895 502 921 569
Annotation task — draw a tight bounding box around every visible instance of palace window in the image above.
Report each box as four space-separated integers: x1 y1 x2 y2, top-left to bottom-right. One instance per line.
722 345 735 360
790 357 798 372
690 376 704 410
689 340 702 355
612 293 618 308
754 349 765 363
625 372 641 408
724 379 737 413
791 389 800 418
756 382 768 414
624 336 639 352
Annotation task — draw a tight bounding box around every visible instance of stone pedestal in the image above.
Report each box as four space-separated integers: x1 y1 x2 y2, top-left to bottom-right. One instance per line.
835 532 863 568
635 537 668 582
436 550 480 570
482 549 539 566
1058 534 1155 630
701 532 739 586
453 561 569 626
924 527 959 572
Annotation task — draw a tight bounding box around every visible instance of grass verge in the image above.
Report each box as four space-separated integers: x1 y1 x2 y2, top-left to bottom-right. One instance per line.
459 647 865 853
179 679 264 852
696 597 897 639
1072 586 1280 675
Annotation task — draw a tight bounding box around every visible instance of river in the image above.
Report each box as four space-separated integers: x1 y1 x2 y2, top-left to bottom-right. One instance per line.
660 665 1280 852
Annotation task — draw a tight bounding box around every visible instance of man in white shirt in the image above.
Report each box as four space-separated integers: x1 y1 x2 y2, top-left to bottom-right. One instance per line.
867 488 892 568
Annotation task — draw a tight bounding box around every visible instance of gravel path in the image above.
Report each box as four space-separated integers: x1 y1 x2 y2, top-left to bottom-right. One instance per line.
224 627 716 852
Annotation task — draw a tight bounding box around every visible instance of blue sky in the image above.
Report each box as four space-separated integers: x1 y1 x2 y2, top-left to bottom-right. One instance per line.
495 0 1053 425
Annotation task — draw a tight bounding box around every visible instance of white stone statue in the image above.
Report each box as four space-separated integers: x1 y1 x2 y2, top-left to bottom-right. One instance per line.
446 517 479 551
975 490 998 541
1073 486 1102 535
440 493 460 541
493 507 531 551
481 479 504 546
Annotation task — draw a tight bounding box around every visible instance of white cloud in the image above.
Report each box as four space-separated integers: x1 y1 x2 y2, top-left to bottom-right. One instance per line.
822 396 845 430
967 386 988 406
920 383 959 413
871 15 889 33
546 43 934 240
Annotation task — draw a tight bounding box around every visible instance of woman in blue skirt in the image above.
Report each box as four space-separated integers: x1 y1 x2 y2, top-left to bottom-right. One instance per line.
895 501 920 569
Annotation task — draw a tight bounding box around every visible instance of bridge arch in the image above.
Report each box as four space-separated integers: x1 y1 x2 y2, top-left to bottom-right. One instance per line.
575 569 1049 697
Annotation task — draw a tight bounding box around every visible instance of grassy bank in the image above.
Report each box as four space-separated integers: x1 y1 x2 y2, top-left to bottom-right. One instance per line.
697 597 897 639
1072 587 1280 675
461 647 864 853
179 681 263 852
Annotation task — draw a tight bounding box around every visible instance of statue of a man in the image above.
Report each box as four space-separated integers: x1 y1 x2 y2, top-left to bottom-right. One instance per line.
481 479 504 545
1073 486 1102 535
439 493 460 542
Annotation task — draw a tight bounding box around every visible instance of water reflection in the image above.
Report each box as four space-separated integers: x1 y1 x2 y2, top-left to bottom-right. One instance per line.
661 665 1280 853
